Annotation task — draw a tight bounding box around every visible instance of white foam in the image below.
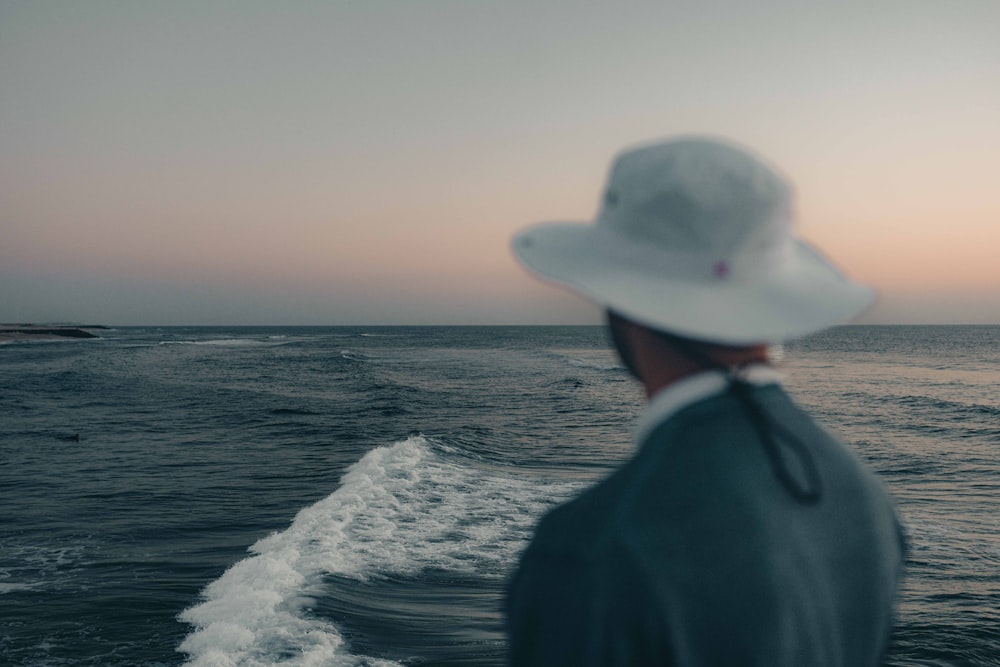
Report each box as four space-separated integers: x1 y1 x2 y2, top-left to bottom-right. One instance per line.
338 349 371 361
0 582 35 594
158 339 287 348
0 542 92 593
179 436 577 666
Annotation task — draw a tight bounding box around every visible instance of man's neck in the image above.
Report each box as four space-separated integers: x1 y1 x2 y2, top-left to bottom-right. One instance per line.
631 329 769 399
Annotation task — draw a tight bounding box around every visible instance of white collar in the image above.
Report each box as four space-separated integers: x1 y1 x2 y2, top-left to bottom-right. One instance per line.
633 365 783 446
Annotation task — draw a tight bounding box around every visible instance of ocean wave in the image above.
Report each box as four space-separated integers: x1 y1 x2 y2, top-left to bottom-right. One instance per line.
565 357 622 372
894 394 1000 419
0 582 35 594
338 349 372 362
543 348 624 373
269 408 321 417
178 435 578 666
547 377 587 389
159 339 281 348
0 541 94 595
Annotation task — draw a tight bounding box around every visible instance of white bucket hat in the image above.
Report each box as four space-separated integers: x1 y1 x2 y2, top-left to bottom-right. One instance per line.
512 136 874 344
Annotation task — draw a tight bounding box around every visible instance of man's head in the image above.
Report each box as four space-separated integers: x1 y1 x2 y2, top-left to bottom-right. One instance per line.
512 136 874 346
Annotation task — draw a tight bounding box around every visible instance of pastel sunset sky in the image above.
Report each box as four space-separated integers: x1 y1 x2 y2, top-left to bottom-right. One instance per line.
2 1 998 325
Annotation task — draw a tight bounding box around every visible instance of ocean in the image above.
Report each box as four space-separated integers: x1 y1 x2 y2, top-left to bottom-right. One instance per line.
1 325 998 666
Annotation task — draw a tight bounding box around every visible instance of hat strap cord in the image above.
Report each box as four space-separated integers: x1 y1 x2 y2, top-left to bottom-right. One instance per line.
729 378 823 505
666 336 823 505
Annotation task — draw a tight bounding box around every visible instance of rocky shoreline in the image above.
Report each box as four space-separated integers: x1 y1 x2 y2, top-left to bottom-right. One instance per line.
0 325 107 342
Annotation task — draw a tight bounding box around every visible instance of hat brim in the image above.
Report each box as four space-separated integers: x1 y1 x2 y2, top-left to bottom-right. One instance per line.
512 222 875 344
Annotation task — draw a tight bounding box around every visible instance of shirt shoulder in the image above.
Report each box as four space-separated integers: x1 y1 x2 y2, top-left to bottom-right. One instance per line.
507 486 672 666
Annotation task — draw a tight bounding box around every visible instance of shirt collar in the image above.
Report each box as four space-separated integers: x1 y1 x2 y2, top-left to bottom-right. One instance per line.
633 364 783 447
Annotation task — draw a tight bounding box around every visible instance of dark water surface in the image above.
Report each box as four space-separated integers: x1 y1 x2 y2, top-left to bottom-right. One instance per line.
1 326 998 666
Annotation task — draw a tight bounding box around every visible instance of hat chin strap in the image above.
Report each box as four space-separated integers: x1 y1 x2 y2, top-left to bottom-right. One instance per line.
660 332 824 505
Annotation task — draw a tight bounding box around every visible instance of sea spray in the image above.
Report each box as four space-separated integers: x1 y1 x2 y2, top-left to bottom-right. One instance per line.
178 435 578 666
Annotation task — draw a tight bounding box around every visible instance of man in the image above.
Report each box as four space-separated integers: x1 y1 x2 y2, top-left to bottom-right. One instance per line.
507 137 905 666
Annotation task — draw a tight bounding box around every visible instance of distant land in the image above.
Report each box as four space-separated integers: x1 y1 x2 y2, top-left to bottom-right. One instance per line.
0 324 108 343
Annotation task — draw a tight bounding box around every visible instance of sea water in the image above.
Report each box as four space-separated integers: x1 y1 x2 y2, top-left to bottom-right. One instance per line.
1 326 997 666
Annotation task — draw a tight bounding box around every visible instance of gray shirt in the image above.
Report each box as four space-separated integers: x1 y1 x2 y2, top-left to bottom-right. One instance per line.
507 372 905 666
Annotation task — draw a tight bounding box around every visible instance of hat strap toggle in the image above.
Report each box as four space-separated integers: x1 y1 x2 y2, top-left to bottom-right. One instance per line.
666 335 823 504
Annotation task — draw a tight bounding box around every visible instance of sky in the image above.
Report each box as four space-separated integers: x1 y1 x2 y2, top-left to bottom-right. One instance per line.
2 1 998 326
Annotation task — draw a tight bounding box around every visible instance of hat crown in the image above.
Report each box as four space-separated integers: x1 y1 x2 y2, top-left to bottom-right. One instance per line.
510 134 874 344
597 138 793 267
